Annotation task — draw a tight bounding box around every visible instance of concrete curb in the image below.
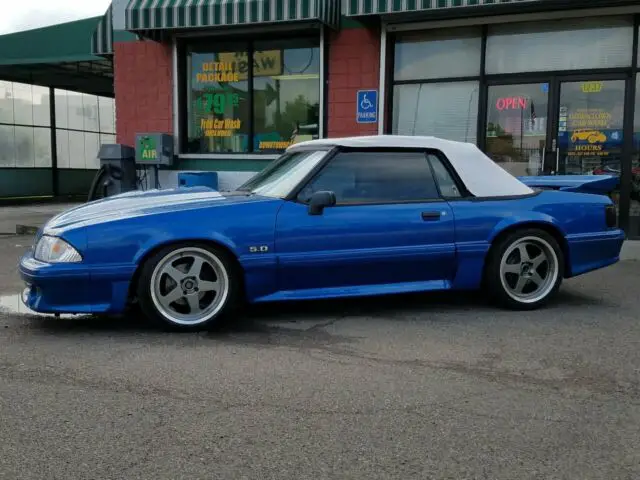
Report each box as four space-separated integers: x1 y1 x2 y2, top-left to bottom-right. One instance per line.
620 241 640 261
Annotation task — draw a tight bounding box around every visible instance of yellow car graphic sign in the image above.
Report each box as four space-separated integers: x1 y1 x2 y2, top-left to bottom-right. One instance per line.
571 130 607 143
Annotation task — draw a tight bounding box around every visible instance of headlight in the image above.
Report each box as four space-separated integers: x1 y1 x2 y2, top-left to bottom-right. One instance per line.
34 235 82 263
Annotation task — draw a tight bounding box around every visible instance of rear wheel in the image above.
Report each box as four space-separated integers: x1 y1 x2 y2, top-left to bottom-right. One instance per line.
136 243 240 330
485 229 564 310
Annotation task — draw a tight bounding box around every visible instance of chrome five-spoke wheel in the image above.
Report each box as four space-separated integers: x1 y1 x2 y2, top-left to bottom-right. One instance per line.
137 243 238 329
486 229 564 310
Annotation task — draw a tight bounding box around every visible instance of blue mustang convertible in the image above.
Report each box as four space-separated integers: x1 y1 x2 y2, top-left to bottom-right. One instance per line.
20 136 625 330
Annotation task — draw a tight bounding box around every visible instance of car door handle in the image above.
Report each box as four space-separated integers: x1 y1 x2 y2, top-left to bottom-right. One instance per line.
421 211 441 221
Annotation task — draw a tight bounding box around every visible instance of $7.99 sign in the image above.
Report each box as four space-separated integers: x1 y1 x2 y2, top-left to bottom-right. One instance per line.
198 91 240 114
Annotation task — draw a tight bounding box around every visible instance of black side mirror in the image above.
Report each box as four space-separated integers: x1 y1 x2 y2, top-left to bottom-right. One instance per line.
308 191 336 215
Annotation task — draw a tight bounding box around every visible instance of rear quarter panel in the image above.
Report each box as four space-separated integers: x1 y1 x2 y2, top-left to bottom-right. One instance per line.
449 190 621 289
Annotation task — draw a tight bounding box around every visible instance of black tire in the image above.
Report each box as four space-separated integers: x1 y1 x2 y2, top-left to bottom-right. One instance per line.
136 242 242 331
485 228 564 311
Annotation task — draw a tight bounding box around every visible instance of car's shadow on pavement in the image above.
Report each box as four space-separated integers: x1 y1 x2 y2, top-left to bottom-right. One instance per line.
21 286 613 338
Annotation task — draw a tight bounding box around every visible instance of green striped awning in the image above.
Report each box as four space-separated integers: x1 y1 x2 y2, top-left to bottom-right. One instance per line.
125 0 341 31
345 0 542 16
91 5 114 56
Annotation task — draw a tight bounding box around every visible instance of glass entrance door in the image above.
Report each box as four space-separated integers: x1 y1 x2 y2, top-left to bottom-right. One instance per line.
553 78 626 176
485 82 550 177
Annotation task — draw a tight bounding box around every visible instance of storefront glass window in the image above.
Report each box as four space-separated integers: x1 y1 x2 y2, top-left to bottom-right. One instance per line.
54 89 115 170
557 80 625 175
485 83 549 176
0 81 52 169
394 28 482 81
486 17 634 75
253 39 320 153
630 75 640 237
0 125 16 168
392 81 479 143
186 42 250 154
184 37 320 155
15 126 35 168
0 81 14 124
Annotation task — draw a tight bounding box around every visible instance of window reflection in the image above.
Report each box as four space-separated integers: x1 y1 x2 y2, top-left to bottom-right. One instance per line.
0 81 14 124
253 39 320 153
14 126 34 168
98 97 115 134
394 28 482 81
100 133 116 146
186 42 250 154
54 88 116 170
631 76 640 237
69 131 86 169
13 83 34 126
55 90 69 129
32 86 51 127
0 83 115 171
184 37 320 154
56 129 70 169
0 125 15 167
34 128 51 167
82 94 99 132
485 83 549 176
84 132 100 169
392 82 479 143
486 17 633 74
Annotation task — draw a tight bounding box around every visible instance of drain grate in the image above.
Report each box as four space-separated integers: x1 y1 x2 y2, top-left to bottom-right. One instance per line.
15 225 39 235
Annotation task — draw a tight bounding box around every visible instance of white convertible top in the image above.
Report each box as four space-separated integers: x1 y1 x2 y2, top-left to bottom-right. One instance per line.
287 135 533 197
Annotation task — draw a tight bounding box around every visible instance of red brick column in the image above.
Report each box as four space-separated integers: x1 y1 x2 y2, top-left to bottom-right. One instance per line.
327 26 381 138
114 40 173 146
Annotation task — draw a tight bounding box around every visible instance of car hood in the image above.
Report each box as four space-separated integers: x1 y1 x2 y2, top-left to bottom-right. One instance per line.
44 187 275 233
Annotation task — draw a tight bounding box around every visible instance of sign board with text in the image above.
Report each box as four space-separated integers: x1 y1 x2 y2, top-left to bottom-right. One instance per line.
356 90 378 124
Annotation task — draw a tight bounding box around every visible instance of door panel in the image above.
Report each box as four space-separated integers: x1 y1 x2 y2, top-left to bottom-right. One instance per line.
275 200 456 292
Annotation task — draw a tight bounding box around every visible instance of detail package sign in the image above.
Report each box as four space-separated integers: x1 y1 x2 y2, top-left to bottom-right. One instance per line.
191 50 283 142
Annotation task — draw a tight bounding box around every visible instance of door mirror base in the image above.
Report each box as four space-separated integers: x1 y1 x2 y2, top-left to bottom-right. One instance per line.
308 191 336 215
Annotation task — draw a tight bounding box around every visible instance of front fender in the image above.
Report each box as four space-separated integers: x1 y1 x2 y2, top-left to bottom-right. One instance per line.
132 231 239 265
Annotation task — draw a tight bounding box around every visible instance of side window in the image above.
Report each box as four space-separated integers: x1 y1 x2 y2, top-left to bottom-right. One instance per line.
297 151 441 204
428 153 462 198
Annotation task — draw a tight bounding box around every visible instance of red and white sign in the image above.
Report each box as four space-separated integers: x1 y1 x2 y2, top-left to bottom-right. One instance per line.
496 96 528 111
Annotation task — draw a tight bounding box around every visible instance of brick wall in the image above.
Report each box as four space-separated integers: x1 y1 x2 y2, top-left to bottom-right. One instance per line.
327 26 381 137
114 40 173 146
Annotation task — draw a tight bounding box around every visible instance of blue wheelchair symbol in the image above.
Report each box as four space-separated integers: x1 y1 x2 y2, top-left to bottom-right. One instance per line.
357 90 378 124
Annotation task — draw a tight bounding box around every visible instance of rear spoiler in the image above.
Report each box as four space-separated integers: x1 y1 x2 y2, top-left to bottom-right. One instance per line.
518 175 619 194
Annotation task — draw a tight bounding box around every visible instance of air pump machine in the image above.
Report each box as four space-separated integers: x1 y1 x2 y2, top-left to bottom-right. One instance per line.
87 133 174 201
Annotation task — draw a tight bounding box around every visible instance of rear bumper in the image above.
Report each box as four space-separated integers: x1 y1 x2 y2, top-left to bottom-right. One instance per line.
19 252 136 314
565 228 625 277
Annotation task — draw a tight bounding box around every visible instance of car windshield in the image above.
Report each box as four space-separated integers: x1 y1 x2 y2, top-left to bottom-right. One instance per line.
237 150 329 198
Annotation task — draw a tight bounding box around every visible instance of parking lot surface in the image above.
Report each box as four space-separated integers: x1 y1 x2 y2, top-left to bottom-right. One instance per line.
1 234 639 479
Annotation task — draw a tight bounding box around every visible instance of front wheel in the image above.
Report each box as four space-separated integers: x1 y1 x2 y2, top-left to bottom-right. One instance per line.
136 243 240 330
485 229 564 310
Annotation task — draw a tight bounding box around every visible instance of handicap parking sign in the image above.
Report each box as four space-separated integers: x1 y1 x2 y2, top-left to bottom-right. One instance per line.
356 90 378 124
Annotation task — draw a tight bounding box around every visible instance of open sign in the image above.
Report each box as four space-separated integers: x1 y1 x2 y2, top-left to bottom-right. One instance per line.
496 96 528 111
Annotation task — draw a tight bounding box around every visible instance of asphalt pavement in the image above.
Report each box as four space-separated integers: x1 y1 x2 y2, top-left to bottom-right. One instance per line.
1 233 639 479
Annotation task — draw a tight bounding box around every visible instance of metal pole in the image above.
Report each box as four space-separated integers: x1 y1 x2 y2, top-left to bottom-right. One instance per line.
49 87 58 197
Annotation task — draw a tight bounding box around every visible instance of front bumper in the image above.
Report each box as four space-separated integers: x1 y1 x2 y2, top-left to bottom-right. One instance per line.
565 228 626 277
19 252 136 314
